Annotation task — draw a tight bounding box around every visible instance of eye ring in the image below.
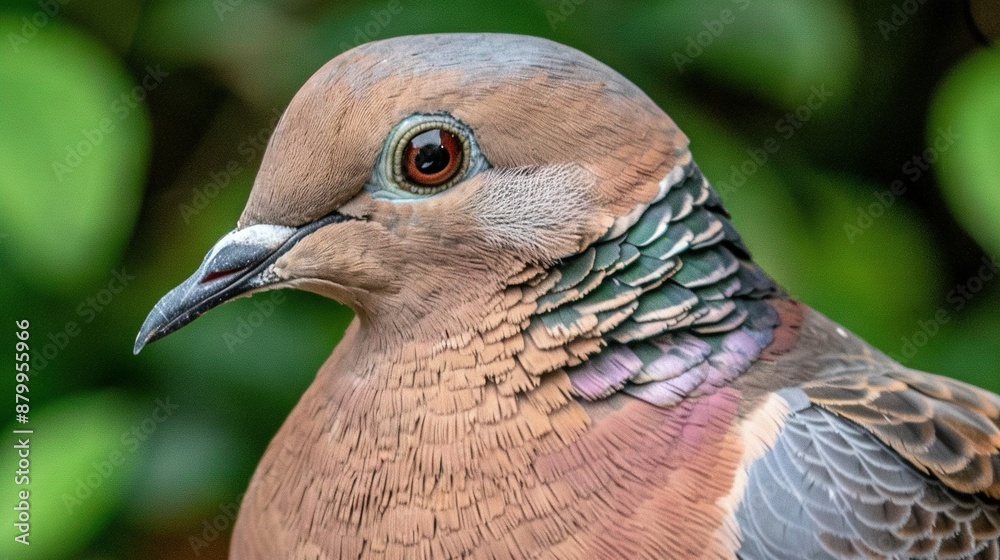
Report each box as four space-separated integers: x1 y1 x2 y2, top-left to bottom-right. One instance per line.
390 119 471 194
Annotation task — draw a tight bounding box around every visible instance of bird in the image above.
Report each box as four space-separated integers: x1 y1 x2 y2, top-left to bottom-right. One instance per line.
134 33 1000 559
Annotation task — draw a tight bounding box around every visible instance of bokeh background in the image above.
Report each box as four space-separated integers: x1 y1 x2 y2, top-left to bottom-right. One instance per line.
1 0 998 558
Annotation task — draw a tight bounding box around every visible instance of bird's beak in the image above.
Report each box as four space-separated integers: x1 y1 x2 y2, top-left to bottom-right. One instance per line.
134 212 350 354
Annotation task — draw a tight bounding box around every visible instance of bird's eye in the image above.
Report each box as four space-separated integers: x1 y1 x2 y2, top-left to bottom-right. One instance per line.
402 128 463 189
375 114 487 198
386 116 478 195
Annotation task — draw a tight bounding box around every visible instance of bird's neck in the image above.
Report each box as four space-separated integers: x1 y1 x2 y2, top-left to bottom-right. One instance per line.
305 317 595 506
334 152 784 410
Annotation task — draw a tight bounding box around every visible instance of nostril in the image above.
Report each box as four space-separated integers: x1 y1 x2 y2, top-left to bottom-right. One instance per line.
201 268 244 283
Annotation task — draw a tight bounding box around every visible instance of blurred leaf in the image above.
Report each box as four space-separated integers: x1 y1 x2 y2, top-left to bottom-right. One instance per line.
786 171 943 354
141 0 555 106
128 415 250 526
63 0 144 51
0 15 149 295
916 293 1000 393
138 0 307 107
932 47 1000 256
643 0 859 107
0 392 140 559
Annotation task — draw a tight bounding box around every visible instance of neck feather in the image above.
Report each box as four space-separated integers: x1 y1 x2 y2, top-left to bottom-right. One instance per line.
508 149 784 406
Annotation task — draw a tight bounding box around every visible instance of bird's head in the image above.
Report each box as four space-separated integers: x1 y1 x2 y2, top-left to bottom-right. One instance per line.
134 34 728 356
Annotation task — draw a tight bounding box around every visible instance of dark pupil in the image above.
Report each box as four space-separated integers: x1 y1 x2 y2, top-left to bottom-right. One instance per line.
410 129 450 174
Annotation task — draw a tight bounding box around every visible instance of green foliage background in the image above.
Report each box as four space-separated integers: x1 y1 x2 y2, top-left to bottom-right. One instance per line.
0 0 997 558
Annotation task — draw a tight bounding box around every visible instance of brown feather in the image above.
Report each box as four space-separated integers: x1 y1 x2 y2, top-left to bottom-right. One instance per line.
804 369 1000 499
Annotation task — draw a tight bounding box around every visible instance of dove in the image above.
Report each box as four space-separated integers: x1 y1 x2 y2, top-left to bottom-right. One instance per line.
135 34 1000 559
